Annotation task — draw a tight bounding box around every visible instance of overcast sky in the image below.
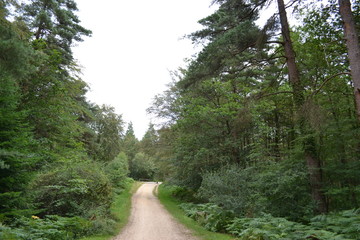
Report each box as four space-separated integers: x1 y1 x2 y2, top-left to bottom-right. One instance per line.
72 0 218 139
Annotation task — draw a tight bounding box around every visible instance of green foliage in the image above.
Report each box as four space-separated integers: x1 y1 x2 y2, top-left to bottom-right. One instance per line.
0 1 134 239
122 122 139 162
79 181 140 240
149 0 360 225
0 215 91 240
198 165 256 216
21 0 92 63
179 198 359 240
19 54 91 162
91 105 124 162
169 185 199 203
310 209 360 239
2 0 360 239
130 152 156 180
226 215 344 240
226 210 360 240
180 203 234 232
0 13 38 218
158 184 234 240
30 162 112 218
198 162 313 220
10 0 94 165
140 123 159 157
104 152 129 190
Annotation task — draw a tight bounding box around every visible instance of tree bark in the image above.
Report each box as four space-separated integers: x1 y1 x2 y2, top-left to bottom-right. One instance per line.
339 0 360 122
277 0 328 214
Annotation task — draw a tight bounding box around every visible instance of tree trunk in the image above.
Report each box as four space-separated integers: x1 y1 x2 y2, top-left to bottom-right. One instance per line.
339 0 360 122
277 0 328 214
274 106 281 159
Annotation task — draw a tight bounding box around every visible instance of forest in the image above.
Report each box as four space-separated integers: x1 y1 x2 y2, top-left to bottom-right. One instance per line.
1 0 360 239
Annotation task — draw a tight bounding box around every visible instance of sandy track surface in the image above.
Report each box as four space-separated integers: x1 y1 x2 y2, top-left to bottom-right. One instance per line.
113 182 198 240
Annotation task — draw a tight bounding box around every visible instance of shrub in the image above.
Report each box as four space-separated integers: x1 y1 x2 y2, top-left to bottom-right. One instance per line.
226 214 352 240
198 162 313 220
178 196 358 239
0 215 91 240
197 165 259 216
129 152 156 180
170 186 199 202
87 216 117 235
30 162 113 219
180 203 234 232
104 152 129 190
253 161 314 220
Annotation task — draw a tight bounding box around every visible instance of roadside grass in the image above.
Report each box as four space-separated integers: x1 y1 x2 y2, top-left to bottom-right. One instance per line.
80 181 142 240
157 184 235 240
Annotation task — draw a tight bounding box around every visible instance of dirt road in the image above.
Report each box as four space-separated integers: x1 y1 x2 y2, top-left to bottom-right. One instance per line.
113 182 198 240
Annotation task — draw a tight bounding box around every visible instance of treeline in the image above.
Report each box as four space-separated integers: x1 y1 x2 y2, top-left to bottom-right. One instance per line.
0 0 155 239
149 0 360 238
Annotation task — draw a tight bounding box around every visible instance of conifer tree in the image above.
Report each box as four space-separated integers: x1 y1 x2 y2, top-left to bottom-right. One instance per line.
0 7 37 214
21 0 91 63
339 0 360 122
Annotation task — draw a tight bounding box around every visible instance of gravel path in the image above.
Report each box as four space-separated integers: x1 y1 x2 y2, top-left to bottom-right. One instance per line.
113 182 198 240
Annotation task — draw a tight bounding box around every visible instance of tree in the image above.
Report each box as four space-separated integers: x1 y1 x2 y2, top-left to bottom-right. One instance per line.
130 152 156 180
150 0 360 216
21 0 91 64
122 122 139 165
0 9 37 216
295 0 360 211
105 152 129 190
193 0 328 214
92 105 124 162
0 1 134 236
11 0 93 163
339 0 360 122
140 123 159 157
277 0 327 213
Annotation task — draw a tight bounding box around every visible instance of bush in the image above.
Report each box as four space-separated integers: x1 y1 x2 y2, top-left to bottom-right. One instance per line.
0 215 92 240
197 165 256 216
170 186 199 202
129 152 156 180
180 203 234 232
180 201 358 240
226 215 347 240
30 162 113 219
86 216 117 235
198 162 313 220
104 152 129 191
253 161 314 220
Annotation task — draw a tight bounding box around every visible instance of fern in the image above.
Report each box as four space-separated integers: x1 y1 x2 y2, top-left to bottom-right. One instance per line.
0 215 92 240
180 201 359 240
310 209 360 239
180 203 234 232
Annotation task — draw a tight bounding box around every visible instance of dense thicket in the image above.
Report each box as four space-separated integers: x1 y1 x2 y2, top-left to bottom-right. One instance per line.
149 0 360 236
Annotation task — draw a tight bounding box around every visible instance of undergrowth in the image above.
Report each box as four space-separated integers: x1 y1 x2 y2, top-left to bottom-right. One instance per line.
164 183 360 240
0 180 140 240
158 184 234 240
0 215 91 240
180 203 360 240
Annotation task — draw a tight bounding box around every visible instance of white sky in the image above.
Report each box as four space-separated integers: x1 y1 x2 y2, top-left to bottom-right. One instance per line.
72 0 218 139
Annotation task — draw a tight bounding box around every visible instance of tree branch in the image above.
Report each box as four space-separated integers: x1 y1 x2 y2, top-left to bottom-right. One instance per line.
266 40 285 45
255 91 294 99
311 72 351 96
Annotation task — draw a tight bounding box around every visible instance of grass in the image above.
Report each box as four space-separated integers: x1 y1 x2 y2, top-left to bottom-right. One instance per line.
80 181 142 240
157 184 235 240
